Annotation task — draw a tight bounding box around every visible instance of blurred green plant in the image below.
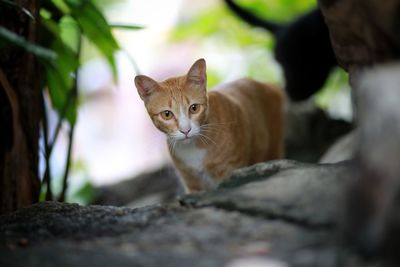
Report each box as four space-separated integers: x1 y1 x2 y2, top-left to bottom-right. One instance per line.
171 0 316 88
39 159 94 204
67 159 94 205
231 0 315 22
171 0 350 119
172 0 316 43
314 68 350 110
171 4 277 88
0 0 141 203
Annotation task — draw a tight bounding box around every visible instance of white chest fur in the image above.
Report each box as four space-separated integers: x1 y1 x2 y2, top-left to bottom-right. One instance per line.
173 141 216 189
175 142 206 170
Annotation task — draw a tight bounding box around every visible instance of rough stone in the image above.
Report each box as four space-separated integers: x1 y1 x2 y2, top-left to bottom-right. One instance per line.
182 160 350 228
320 131 355 163
0 160 383 267
92 166 183 208
284 102 352 163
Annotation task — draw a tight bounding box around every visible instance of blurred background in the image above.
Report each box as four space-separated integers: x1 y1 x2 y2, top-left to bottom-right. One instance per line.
42 0 352 205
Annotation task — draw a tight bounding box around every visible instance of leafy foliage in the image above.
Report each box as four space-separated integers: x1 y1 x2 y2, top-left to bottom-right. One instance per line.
41 0 121 124
0 0 141 202
63 0 120 76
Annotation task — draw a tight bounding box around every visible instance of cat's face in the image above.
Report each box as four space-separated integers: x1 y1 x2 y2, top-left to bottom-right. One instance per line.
135 59 208 143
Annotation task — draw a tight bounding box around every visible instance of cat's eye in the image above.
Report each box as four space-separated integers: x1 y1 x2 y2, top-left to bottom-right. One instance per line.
189 104 200 114
160 110 174 120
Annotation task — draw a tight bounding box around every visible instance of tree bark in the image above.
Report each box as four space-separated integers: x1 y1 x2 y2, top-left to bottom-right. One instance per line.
318 0 400 72
0 0 41 214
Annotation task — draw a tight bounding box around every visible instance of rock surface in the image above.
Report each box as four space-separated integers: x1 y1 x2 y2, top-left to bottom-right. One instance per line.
92 165 183 208
284 102 352 163
0 160 381 267
319 131 355 163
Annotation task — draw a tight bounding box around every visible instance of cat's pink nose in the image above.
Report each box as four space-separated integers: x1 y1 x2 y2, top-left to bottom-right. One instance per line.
179 128 191 137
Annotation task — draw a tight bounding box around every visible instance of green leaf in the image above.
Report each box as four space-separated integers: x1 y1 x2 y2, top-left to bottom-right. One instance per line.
46 36 79 124
39 8 52 20
51 0 70 14
41 13 60 37
234 0 316 22
40 13 80 124
109 23 144 30
59 16 80 52
68 179 94 205
40 11 80 52
63 0 119 81
0 26 57 63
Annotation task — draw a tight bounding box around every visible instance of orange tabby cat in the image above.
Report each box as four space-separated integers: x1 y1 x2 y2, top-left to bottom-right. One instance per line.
135 59 284 193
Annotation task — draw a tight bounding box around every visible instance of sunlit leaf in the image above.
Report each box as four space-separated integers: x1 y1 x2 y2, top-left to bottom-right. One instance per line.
39 8 52 20
59 16 80 52
234 0 316 22
63 0 119 80
51 0 70 14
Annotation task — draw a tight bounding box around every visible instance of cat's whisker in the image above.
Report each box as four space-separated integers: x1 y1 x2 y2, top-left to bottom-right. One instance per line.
198 135 209 146
200 124 222 130
172 140 177 156
202 121 236 127
198 133 217 146
200 125 222 131
172 141 178 156
167 137 178 156
204 121 235 125
200 129 218 135
200 122 237 133
200 124 223 133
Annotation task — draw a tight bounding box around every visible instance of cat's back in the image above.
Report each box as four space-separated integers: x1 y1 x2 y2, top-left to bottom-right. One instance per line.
210 78 284 113
208 78 285 161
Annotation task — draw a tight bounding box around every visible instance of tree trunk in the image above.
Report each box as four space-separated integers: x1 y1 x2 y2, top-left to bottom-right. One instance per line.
0 0 41 214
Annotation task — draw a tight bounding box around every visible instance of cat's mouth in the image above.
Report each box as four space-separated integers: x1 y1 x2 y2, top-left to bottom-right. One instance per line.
176 135 194 142
169 127 201 142
169 133 197 143
180 138 193 144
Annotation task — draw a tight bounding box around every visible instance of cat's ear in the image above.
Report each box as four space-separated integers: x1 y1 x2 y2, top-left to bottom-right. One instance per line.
135 75 159 100
187 58 207 87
